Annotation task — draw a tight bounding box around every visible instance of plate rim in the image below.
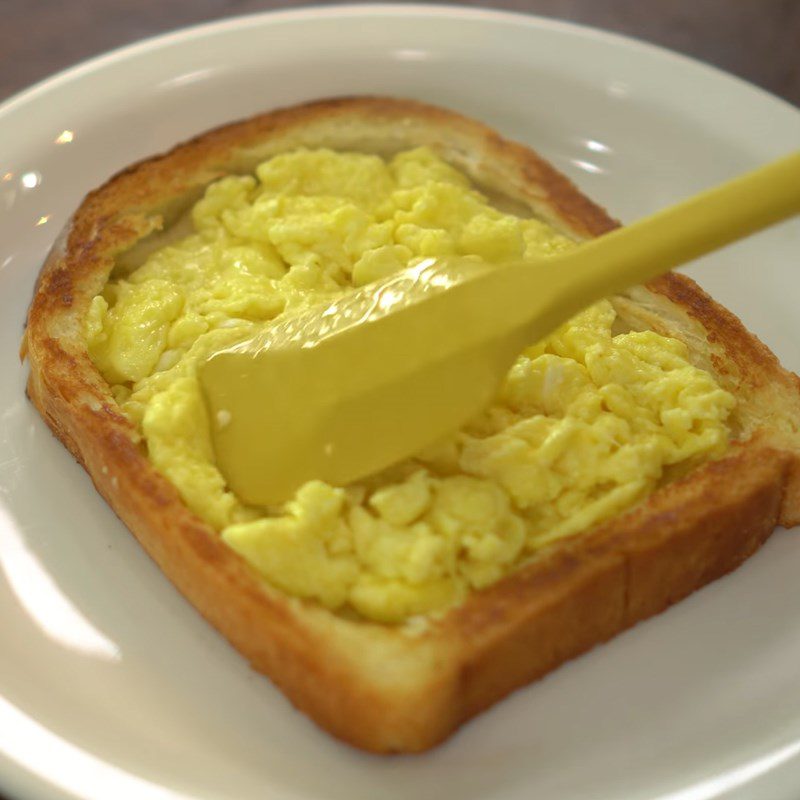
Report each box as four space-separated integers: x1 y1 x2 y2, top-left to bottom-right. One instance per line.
2 2 799 121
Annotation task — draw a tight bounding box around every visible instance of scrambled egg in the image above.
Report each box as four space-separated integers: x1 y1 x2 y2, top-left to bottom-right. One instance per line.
86 147 735 623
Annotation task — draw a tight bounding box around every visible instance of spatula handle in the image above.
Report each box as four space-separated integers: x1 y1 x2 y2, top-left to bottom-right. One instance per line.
551 151 800 311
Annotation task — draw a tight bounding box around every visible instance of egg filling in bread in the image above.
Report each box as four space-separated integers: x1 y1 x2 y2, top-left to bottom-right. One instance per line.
85 147 734 623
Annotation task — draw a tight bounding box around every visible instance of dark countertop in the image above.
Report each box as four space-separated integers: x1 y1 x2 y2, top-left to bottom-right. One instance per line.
1 0 799 107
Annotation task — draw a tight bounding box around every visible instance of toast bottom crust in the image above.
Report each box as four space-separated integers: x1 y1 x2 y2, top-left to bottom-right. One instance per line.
26 352 790 751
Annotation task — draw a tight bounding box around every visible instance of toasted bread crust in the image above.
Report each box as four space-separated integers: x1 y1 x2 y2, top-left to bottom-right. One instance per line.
24 97 800 752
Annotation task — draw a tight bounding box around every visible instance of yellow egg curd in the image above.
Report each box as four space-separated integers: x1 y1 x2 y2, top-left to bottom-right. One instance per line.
86 147 735 623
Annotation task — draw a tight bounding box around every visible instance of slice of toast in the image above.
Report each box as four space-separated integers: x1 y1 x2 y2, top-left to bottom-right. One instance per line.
23 97 800 753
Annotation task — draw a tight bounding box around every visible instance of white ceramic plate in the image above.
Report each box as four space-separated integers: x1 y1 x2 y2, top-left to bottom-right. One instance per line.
2 5 799 800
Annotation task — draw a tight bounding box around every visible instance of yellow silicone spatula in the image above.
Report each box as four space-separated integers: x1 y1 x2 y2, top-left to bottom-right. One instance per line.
200 152 800 507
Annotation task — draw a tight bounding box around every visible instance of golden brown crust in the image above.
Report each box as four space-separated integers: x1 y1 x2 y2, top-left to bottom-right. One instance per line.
24 97 800 753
